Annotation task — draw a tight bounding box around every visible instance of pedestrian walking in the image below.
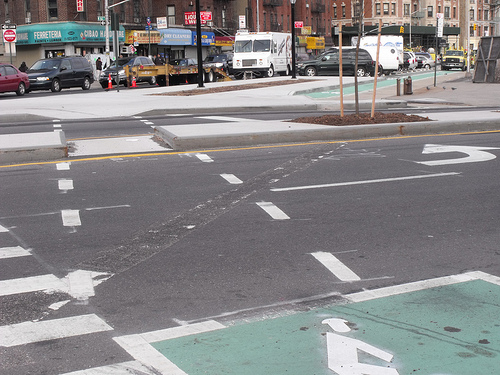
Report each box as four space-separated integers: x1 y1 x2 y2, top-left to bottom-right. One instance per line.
95 57 103 80
19 61 28 72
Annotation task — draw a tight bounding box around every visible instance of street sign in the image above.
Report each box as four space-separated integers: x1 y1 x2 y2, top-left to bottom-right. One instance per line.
239 15 246 29
77 0 84 12
294 21 304 28
436 13 444 38
3 28 16 43
97 16 106 22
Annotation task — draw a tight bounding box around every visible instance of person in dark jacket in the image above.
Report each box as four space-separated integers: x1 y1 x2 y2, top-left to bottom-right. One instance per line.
95 57 103 80
19 62 28 72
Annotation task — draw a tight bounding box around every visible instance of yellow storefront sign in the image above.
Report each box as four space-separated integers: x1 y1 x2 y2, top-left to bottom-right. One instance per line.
306 37 325 50
125 30 161 44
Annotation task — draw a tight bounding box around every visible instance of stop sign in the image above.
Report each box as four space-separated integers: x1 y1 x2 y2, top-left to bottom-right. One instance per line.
3 29 16 43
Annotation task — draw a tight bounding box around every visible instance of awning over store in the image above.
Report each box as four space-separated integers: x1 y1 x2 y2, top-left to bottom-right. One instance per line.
192 32 215 46
16 22 125 45
125 30 161 44
158 28 192 46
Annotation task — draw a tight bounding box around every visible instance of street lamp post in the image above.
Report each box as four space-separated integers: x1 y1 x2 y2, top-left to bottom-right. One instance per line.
290 0 297 79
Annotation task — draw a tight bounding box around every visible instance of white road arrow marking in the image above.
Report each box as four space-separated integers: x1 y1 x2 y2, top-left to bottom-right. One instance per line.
416 144 500 166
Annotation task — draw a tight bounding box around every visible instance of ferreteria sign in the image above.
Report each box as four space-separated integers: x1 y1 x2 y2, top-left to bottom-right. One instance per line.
16 22 125 45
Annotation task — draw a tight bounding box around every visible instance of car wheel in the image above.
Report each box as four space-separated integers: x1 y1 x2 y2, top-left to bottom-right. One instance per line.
16 82 26 96
356 67 366 77
149 75 157 85
266 65 274 77
82 76 91 90
424 64 431 69
50 79 61 92
305 66 317 76
205 70 215 83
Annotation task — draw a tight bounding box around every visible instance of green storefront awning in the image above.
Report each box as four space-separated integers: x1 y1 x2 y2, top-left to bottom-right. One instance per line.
16 22 125 45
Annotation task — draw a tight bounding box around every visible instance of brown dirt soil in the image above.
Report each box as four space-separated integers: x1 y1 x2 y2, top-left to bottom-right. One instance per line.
290 112 431 126
155 79 430 125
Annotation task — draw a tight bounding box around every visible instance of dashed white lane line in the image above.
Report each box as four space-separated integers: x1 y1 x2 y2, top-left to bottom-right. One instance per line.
311 252 361 282
196 153 214 163
0 314 113 347
58 179 74 191
56 162 71 170
61 209 81 227
220 173 243 184
0 246 31 259
270 172 461 192
256 202 290 220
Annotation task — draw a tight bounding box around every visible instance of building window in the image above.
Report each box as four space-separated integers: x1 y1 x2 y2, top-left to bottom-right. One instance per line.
97 0 102 17
470 25 474 37
485 10 489 20
485 25 489 36
333 5 337 18
222 9 227 28
342 5 346 18
444 6 450 18
391 3 396 15
438 5 441 14
167 5 175 26
453 6 456 18
48 0 58 20
376 3 381 15
383 3 389 15
404 3 410 16
470 9 474 21
427 6 433 18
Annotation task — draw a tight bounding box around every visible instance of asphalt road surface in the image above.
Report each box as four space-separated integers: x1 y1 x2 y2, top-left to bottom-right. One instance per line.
1 126 499 374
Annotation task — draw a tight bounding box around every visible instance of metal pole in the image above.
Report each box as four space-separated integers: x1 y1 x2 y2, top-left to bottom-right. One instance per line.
105 0 110 66
195 0 204 88
434 16 438 87
291 2 296 79
371 21 382 118
467 8 471 74
256 0 260 32
339 23 344 118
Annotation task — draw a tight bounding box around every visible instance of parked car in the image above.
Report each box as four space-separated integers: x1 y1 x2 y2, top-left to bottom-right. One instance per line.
170 58 197 67
0 63 30 96
297 48 380 77
27 56 94 92
99 56 156 88
415 52 435 69
403 51 417 70
203 53 233 75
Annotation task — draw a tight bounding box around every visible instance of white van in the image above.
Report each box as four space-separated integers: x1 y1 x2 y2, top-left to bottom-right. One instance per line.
233 31 292 78
354 35 405 71
360 46 400 74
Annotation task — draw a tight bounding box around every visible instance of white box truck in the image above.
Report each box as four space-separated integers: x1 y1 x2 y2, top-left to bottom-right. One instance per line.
233 31 292 78
353 35 404 72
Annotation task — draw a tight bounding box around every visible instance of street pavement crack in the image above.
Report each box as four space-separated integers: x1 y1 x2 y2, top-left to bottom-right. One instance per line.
77 144 335 275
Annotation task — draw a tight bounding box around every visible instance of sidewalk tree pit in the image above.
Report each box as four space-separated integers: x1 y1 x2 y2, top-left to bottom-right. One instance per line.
291 112 430 126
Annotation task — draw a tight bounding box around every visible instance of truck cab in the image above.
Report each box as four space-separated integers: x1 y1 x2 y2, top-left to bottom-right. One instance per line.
441 49 467 71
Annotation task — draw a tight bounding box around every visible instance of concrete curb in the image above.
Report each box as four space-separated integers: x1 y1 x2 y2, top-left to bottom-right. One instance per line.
0 131 67 164
155 118 500 151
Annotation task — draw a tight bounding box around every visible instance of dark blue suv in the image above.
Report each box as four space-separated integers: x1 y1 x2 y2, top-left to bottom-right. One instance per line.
27 56 94 92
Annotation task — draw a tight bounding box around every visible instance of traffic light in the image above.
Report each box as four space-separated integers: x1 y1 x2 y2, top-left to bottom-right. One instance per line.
473 23 477 30
400 26 404 33
111 12 120 31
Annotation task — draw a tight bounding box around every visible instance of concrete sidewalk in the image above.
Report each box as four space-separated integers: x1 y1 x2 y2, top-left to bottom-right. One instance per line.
1 69 500 162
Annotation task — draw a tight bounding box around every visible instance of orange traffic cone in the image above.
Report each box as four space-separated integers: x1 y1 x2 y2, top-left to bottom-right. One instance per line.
107 74 113 90
131 76 137 88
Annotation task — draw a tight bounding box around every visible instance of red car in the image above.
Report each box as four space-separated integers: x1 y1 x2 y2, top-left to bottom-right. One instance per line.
0 63 30 96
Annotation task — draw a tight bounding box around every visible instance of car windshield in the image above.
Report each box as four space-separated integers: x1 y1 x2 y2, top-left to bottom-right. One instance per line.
253 39 271 52
446 50 464 56
234 40 252 53
204 55 225 63
108 58 134 69
29 60 61 71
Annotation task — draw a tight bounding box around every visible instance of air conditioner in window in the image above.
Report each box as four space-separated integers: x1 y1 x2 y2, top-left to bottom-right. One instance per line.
25 17 31 24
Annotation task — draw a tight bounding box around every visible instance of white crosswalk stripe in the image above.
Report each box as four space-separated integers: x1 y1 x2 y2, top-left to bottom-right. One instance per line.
0 245 31 259
0 314 113 347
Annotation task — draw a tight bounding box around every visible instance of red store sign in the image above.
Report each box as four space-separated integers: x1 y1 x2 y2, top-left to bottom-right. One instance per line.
77 0 84 12
184 11 212 25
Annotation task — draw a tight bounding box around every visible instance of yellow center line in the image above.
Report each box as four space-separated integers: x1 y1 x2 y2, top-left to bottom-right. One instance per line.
1 129 500 169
